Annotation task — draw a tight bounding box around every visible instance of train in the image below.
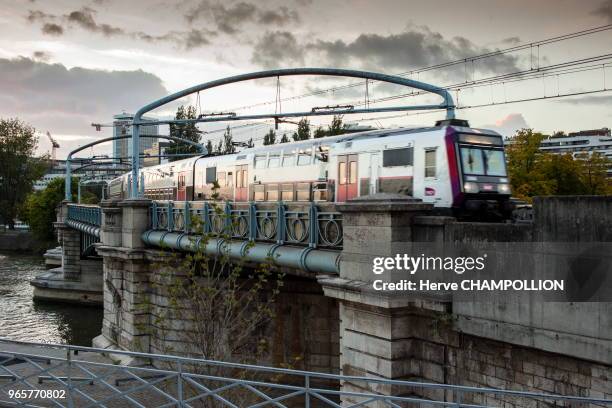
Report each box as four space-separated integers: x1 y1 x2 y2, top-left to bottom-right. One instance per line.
108 120 514 217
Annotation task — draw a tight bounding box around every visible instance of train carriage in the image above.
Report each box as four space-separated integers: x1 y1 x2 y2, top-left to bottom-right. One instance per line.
108 121 513 217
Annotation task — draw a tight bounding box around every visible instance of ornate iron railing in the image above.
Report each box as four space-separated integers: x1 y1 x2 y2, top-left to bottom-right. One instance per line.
66 204 101 256
1 338 610 408
150 201 343 249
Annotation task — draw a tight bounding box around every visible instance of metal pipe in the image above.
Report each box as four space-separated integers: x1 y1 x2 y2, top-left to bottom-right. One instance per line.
141 230 340 274
131 68 456 199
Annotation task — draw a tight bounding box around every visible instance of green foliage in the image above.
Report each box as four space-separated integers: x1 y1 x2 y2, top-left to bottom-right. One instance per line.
263 129 276 145
0 118 48 229
313 115 348 139
205 139 213 155
279 133 290 143
292 118 311 141
167 105 201 161
506 128 611 201
213 126 236 155
21 177 77 242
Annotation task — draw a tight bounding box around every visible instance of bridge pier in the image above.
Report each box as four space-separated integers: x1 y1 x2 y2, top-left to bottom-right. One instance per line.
30 201 103 305
321 194 612 406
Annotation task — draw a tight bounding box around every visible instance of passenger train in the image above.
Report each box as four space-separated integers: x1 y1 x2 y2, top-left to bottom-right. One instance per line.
108 121 513 217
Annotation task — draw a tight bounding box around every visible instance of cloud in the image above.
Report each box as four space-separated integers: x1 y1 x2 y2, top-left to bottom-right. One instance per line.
558 94 612 105
0 57 168 156
484 113 529 137
186 1 299 33
251 31 304 68
592 0 612 22
42 23 63 36
26 7 217 49
251 27 519 78
32 51 51 62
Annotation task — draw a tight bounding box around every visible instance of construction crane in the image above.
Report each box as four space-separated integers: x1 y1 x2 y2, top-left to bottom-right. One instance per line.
46 131 60 161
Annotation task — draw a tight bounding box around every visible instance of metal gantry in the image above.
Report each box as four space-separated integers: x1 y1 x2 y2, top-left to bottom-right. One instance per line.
130 68 457 198
1 338 611 408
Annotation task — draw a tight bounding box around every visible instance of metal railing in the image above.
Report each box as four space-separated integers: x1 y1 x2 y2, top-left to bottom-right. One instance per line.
150 201 343 250
1 338 611 408
66 204 102 228
66 204 102 256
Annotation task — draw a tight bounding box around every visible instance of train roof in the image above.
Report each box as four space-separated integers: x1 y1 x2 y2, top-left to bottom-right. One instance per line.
138 124 503 173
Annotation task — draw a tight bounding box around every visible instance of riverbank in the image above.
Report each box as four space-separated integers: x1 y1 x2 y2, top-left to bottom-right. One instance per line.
0 230 53 253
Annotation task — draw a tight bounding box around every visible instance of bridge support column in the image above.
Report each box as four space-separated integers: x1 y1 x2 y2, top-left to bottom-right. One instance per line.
319 194 437 405
94 198 152 361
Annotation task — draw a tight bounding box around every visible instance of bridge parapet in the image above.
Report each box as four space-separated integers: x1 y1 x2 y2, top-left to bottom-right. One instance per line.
148 200 343 249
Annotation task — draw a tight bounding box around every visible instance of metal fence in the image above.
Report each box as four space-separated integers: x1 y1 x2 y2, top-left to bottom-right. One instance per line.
1 338 610 408
150 201 343 249
65 204 101 256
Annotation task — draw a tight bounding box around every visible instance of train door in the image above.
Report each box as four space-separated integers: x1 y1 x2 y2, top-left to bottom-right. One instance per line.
235 165 248 201
177 171 187 201
337 154 358 202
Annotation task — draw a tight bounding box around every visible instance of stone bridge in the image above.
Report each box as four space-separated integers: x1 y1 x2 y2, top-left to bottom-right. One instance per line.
32 195 612 405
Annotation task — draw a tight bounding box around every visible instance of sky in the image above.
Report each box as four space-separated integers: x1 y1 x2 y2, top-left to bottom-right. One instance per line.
1 0 611 159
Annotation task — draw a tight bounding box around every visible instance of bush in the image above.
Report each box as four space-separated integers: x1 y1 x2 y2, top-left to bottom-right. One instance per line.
21 177 77 242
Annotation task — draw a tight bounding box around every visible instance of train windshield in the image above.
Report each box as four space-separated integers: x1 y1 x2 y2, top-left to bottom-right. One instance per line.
460 147 506 176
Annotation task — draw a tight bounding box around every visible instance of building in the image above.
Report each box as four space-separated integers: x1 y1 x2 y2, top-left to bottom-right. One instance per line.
143 141 170 167
539 127 612 176
112 112 160 166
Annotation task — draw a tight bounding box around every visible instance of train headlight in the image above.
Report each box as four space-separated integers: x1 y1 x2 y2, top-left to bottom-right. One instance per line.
464 182 479 193
498 183 511 194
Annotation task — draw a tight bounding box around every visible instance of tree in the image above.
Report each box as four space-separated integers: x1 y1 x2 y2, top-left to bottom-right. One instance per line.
575 152 611 195
313 127 326 139
246 138 254 148
328 115 346 136
263 129 276 145
292 118 311 141
506 128 612 201
0 118 47 229
145 188 285 405
222 126 236 154
205 140 213 156
167 105 201 161
279 133 290 144
21 177 77 242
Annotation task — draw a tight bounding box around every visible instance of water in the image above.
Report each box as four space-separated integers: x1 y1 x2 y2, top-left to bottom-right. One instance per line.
0 251 102 346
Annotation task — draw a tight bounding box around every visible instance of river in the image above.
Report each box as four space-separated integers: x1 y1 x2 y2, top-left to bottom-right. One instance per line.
0 251 102 346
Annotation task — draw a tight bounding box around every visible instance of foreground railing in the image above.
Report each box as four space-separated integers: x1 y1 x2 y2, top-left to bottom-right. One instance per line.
66 204 102 228
1 338 610 408
150 201 343 250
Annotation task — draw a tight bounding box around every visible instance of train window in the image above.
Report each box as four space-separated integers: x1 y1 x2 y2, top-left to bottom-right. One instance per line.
227 172 234 187
460 148 485 175
483 150 506 176
266 184 279 201
298 149 312 166
338 162 347 185
253 185 265 201
206 167 216 184
281 183 294 201
217 172 226 187
296 183 310 201
255 155 267 169
282 154 295 167
268 154 280 168
425 149 437 178
241 170 248 187
383 147 413 167
349 161 357 184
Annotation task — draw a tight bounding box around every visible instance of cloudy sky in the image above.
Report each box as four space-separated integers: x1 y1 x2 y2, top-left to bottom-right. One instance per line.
1 0 611 158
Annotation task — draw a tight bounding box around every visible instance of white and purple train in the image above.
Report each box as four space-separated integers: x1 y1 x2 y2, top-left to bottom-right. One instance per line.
108 122 513 217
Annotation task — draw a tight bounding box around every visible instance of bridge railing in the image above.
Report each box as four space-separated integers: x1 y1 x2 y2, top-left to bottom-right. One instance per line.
1 338 611 408
66 204 102 228
150 201 343 249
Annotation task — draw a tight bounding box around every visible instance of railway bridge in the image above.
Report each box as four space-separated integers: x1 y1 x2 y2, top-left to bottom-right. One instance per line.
30 194 612 405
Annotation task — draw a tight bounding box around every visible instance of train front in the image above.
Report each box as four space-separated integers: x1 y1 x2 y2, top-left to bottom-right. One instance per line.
446 127 513 217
